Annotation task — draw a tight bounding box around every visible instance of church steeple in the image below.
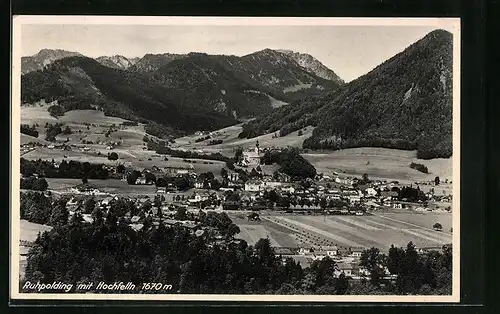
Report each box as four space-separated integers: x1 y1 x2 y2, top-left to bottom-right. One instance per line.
255 140 260 154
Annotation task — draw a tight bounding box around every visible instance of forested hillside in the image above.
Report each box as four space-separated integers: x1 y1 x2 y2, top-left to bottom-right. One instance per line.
21 49 343 137
240 30 453 159
21 56 237 135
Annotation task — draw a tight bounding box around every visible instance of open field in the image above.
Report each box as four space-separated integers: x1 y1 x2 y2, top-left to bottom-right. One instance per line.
19 220 53 280
229 211 452 251
303 147 453 183
20 105 58 125
20 219 53 242
22 146 225 176
20 134 50 146
45 178 85 190
229 213 301 247
22 107 150 150
45 178 157 195
21 108 226 177
58 110 130 125
172 124 314 156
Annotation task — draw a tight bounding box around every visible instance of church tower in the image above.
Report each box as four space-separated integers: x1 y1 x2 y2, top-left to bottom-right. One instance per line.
255 140 260 154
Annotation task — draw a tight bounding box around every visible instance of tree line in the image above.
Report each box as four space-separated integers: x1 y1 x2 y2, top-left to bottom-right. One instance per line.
20 177 49 191
410 162 429 174
147 141 232 163
260 148 316 180
21 124 39 138
21 158 109 180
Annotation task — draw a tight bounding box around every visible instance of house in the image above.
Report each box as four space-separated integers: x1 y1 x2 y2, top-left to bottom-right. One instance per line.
262 181 282 189
348 195 361 204
365 187 378 197
335 263 355 277
194 180 204 189
335 177 354 186
328 194 342 201
350 247 364 258
66 197 78 207
228 171 239 182
298 247 314 255
188 193 208 204
156 187 166 194
365 200 380 209
312 253 327 261
101 197 113 207
245 179 263 192
322 246 338 257
392 202 404 209
281 186 296 194
129 223 144 232
135 177 147 185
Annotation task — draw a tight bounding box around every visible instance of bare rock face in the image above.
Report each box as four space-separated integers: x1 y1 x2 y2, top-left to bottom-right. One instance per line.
277 49 345 85
21 49 83 74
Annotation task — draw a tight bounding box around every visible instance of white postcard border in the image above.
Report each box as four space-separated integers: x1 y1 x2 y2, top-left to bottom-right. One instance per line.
10 16 461 303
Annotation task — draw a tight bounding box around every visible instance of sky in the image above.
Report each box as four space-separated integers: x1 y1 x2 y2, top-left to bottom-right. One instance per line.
20 23 455 82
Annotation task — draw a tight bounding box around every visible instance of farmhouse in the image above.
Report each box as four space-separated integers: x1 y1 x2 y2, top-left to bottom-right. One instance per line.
298 247 314 255
245 179 263 192
188 193 208 204
156 187 166 194
365 187 378 197
350 247 364 258
281 185 296 194
135 177 148 185
348 195 362 204
261 180 282 189
194 180 204 189
335 177 354 186
320 245 338 257
334 263 355 278
227 171 239 182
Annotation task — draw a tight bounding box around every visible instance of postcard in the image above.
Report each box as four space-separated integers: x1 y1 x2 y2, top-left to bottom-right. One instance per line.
11 16 460 303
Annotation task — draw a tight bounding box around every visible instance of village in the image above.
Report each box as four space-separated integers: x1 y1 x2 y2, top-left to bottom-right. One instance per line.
20 138 453 280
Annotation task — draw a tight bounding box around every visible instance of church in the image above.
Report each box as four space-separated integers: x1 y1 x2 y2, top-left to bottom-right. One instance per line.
241 141 262 167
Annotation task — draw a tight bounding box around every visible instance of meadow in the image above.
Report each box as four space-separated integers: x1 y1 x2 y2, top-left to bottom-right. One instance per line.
302 147 453 184
172 124 314 156
20 219 53 242
229 211 452 251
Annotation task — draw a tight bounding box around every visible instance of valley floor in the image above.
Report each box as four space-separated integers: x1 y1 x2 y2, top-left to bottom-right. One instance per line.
18 108 455 275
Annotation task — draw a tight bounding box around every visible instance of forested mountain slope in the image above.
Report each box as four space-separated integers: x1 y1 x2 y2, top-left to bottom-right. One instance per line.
240 30 453 159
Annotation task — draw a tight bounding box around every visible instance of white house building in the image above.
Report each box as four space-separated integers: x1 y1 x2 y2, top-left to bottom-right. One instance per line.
365 187 378 197
245 179 263 192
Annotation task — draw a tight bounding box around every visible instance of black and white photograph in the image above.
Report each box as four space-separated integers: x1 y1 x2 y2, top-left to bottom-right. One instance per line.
11 16 460 302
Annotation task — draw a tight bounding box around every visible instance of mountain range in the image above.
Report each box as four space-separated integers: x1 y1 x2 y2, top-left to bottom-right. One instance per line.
239 29 453 159
21 49 83 75
20 29 453 158
20 48 343 136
